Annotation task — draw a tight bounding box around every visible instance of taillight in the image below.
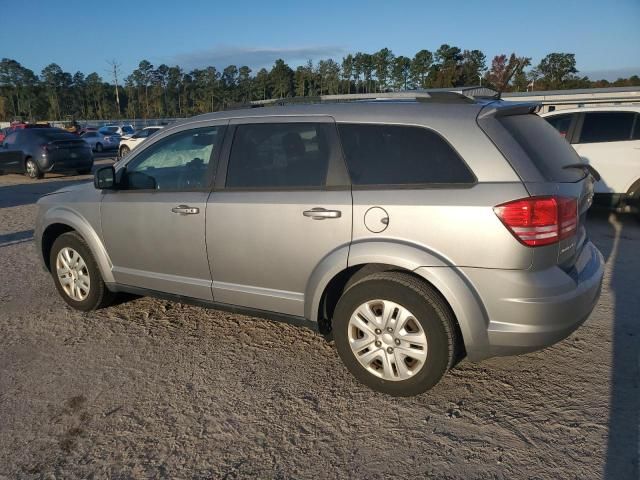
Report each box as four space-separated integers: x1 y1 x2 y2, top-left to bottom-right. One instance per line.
494 196 578 247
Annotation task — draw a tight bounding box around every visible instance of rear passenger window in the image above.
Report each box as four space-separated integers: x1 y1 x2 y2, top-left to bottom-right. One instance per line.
226 123 331 188
579 112 635 143
337 124 474 186
545 114 573 139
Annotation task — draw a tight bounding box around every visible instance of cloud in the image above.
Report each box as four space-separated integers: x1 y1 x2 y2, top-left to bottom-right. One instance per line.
167 45 347 71
580 66 640 81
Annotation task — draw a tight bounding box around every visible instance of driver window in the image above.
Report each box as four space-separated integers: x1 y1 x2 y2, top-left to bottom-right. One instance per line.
124 126 225 191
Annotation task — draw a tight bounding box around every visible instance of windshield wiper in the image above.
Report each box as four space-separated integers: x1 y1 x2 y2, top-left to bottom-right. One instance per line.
562 163 601 181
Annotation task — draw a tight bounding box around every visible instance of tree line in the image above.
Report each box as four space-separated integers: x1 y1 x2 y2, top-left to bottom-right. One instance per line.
1 45 639 122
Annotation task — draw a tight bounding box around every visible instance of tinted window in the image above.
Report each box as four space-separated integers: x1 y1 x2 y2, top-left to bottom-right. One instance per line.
579 112 635 143
124 126 225 191
634 114 640 140
338 124 474 186
499 114 584 182
226 123 331 188
545 114 573 138
122 126 134 134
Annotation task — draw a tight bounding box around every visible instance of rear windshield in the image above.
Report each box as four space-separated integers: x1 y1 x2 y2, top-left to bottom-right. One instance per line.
499 114 584 182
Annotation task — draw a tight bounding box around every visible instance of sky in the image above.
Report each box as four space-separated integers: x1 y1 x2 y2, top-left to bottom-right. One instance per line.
2 0 639 81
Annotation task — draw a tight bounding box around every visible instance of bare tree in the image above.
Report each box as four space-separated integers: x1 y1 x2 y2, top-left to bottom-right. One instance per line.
106 59 122 116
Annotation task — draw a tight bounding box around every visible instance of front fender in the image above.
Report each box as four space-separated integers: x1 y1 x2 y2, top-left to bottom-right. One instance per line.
38 206 114 284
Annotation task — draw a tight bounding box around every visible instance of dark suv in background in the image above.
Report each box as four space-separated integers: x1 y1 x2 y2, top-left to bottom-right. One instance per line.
0 128 93 179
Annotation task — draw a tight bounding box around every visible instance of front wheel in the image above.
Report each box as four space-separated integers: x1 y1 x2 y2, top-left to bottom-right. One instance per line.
333 271 458 396
25 158 44 179
50 232 115 311
119 145 130 159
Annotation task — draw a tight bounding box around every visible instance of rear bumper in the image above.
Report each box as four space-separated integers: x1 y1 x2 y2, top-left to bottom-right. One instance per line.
459 241 604 359
40 154 93 173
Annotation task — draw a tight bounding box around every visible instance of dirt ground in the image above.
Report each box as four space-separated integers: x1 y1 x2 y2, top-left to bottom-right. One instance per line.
0 160 638 479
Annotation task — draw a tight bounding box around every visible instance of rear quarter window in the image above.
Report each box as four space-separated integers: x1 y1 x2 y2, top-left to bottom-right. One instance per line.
337 124 475 186
499 114 584 182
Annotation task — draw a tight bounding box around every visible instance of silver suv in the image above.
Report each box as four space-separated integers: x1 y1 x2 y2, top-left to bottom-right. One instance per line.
35 92 604 396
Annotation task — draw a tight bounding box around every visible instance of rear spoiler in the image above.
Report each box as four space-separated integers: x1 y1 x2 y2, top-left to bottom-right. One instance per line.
477 101 541 120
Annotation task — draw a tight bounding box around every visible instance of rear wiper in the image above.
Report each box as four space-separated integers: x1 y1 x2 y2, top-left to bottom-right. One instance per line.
562 163 601 181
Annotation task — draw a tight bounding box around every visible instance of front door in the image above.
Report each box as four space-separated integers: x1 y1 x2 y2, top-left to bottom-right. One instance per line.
101 124 227 300
207 118 352 317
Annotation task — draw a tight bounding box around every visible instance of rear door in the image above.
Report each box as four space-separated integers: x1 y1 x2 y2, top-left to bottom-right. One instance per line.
206 117 352 317
572 111 640 194
0 132 23 173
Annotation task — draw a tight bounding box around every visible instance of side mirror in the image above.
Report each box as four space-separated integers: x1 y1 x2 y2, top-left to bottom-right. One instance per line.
94 166 116 189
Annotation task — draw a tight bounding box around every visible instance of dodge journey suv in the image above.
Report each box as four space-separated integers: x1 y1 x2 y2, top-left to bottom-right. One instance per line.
35 92 604 396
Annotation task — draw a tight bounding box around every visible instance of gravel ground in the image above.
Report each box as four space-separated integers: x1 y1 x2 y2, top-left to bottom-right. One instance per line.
0 162 638 479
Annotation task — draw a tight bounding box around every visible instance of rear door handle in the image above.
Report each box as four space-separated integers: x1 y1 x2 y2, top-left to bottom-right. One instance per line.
171 205 200 215
303 208 341 220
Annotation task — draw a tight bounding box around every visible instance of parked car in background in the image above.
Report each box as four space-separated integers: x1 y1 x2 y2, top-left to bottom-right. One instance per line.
99 124 134 137
35 94 603 396
81 130 121 152
118 126 164 158
542 106 640 210
1 127 93 179
0 127 8 143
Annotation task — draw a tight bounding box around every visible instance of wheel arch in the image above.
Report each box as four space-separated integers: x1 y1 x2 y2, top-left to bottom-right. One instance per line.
40 208 114 284
305 240 490 360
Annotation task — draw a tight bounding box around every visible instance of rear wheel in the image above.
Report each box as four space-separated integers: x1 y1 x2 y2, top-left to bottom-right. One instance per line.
95 142 103 153
333 271 457 396
50 232 115 311
25 157 43 179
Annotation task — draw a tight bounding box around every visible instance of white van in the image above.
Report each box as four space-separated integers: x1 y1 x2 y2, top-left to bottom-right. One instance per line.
542 106 640 209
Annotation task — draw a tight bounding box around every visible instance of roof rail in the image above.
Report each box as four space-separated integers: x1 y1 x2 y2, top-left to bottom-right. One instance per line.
250 86 500 107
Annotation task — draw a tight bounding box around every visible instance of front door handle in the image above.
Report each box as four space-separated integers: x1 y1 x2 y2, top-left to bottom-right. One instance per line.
303 208 341 220
171 205 200 215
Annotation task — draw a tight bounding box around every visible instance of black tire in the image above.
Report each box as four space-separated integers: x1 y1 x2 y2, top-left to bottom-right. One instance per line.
24 157 44 179
119 145 130 159
95 142 103 153
49 232 115 311
333 271 457 396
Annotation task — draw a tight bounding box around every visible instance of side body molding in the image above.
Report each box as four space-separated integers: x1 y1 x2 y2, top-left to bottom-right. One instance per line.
39 206 115 284
304 239 491 361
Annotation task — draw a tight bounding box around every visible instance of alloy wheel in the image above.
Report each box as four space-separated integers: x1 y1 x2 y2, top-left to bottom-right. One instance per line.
55 247 91 301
